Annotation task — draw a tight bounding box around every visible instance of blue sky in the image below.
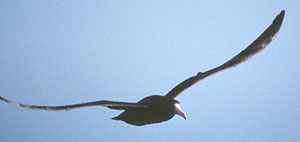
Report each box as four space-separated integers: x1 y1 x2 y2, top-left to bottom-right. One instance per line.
1 1 299 142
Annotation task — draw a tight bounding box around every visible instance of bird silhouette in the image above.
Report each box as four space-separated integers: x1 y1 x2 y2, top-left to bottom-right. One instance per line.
0 10 285 126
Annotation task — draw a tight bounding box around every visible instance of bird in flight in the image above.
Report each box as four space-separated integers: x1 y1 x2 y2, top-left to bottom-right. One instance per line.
1 10 285 126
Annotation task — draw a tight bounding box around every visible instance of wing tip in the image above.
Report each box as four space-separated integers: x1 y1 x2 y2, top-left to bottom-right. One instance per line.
280 10 285 16
0 96 10 103
273 10 285 26
278 10 285 20
269 10 285 40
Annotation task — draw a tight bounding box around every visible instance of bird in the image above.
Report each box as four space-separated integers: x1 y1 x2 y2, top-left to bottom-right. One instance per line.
0 10 285 126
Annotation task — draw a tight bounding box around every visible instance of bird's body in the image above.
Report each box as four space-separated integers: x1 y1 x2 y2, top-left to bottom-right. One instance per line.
112 95 179 126
0 10 285 126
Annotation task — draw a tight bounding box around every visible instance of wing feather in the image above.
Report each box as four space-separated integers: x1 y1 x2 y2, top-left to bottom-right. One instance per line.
165 10 285 99
0 96 147 111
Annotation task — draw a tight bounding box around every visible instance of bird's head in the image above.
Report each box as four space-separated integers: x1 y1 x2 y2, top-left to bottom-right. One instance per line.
172 100 186 120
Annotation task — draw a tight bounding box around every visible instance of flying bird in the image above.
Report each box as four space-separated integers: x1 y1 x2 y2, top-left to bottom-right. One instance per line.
0 10 285 126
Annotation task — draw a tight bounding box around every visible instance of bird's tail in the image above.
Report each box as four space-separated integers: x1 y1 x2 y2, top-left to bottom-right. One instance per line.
111 116 121 120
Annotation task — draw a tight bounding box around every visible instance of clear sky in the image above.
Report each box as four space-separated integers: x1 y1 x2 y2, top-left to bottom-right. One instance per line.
1 1 299 142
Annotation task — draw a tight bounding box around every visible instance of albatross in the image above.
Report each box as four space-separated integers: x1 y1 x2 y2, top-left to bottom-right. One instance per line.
0 10 285 126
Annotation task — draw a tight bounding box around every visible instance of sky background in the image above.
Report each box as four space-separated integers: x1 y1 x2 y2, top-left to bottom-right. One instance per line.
1 1 299 142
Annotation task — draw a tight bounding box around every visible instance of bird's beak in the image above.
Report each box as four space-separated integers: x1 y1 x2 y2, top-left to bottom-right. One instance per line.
174 103 187 120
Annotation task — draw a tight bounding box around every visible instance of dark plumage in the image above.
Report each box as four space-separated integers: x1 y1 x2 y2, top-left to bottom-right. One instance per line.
111 95 183 126
0 10 285 126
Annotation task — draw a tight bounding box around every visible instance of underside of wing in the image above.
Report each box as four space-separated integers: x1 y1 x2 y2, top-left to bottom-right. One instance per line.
0 96 148 111
165 10 285 99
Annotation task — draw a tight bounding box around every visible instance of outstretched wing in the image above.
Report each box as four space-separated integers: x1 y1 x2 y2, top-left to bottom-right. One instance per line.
0 96 148 111
165 10 285 99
